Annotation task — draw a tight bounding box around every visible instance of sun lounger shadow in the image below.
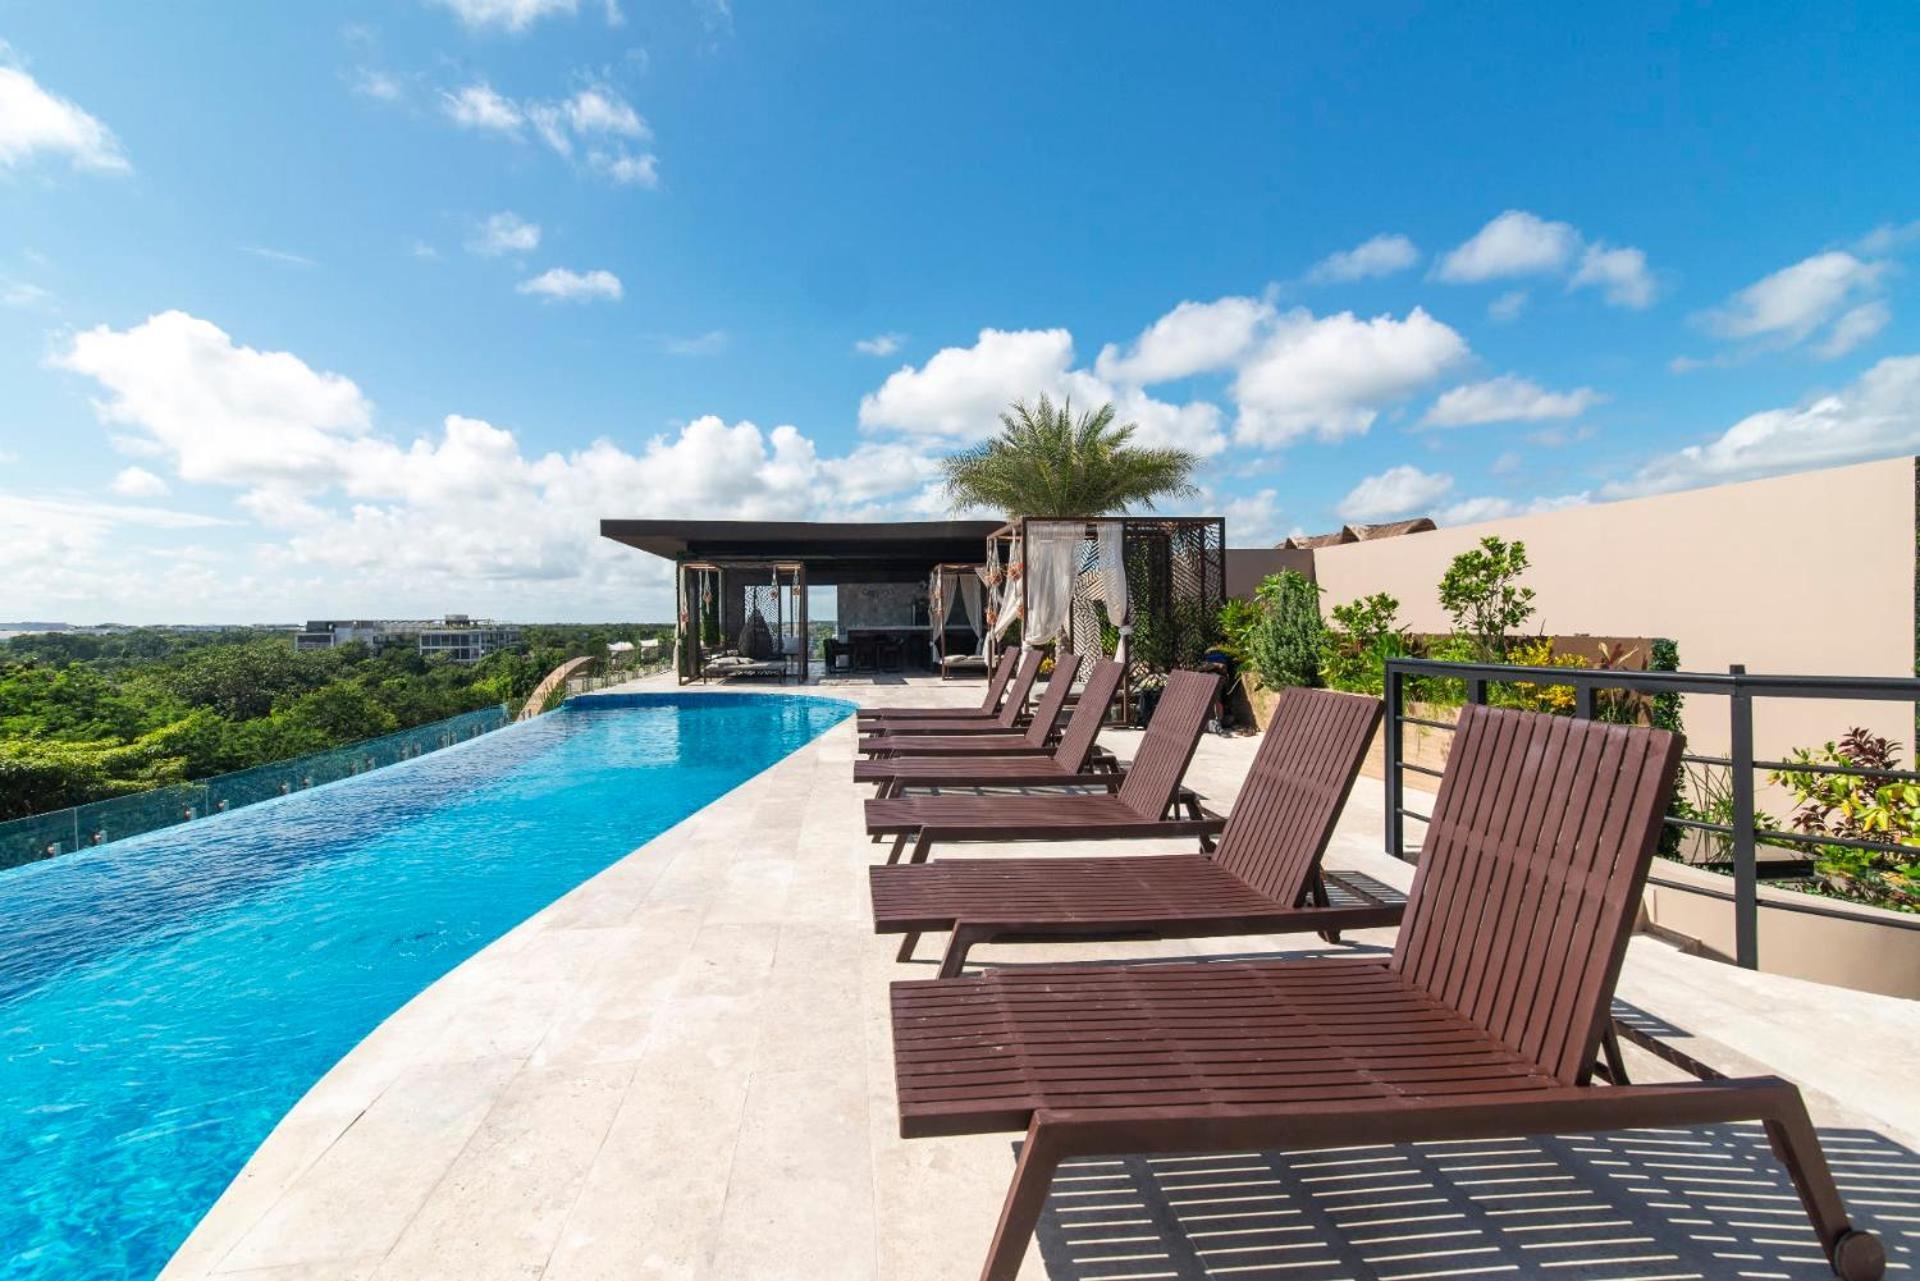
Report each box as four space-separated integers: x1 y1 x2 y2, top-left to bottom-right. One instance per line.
1027 1123 1917 1280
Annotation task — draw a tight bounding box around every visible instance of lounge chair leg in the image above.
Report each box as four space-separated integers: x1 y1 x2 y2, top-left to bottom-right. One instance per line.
1598 1021 1630 1085
896 931 920 962
939 924 991 978
908 832 936 864
980 1117 1064 1281
886 833 909 864
1761 1094 1885 1279
1308 872 1342 945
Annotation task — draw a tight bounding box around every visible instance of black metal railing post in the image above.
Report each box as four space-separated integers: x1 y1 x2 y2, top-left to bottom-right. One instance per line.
1727 663 1759 969
1385 662 1404 860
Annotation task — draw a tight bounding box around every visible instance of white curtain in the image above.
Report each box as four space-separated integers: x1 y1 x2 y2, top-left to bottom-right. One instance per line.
933 570 959 639
1091 521 1131 670
986 542 1024 642
956 574 984 650
1024 524 1082 646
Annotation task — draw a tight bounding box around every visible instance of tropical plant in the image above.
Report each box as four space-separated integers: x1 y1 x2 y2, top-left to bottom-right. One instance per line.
1502 636 1586 714
939 395 1199 517
1320 593 1410 696
1771 728 1920 912
1437 535 1536 661
1239 571 1325 690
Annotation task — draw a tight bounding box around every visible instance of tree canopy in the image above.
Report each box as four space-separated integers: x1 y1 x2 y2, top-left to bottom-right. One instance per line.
939 395 1199 519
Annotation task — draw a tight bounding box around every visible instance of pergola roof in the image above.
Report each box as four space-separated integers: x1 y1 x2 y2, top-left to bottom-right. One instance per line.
598 519 1001 584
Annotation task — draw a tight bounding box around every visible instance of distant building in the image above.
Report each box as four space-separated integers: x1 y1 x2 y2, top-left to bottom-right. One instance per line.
293 614 522 663
1281 517 1436 550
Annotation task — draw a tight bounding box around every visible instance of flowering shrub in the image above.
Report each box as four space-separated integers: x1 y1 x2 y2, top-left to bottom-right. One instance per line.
1771 728 1920 912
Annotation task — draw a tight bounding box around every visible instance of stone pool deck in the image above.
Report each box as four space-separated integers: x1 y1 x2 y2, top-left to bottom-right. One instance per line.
163 676 1920 1281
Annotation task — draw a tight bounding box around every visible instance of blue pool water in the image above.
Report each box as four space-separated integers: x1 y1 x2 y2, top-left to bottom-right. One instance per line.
0 692 850 1280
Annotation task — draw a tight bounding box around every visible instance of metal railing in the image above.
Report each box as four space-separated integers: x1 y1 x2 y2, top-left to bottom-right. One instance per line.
1383 658 1920 969
0 704 509 870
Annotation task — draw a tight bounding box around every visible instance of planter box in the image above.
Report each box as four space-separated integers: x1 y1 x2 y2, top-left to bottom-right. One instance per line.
1640 859 1920 999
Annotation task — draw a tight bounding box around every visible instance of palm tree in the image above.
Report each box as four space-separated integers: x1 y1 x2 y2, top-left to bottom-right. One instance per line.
940 395 1199 518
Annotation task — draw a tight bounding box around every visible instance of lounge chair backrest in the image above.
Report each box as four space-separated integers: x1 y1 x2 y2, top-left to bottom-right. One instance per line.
1048 659 1125 769
1212 688 1382 905
1019 652 1082 747
993 650 1046 729
975 649 1020 713
1115 670 1220 819
1391 705 1683 1084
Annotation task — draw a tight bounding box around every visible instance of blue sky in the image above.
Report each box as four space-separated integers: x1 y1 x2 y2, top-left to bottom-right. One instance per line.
2 1 1917 623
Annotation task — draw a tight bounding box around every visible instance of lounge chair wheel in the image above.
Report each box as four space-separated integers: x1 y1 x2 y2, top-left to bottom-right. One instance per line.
1832 1229 1886 1281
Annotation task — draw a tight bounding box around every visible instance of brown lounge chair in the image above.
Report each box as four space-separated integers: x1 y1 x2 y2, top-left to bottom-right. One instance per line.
887 704 1886 1281
865 669 1226 865
853 655 1120 784
860 650 1045 739
870 686 1392 975
857 649 1017 725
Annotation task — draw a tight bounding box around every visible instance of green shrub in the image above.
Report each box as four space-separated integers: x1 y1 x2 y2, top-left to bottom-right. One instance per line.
1240 571 1325 690
1320 593 1409 696
1437 535 1536 661
1771 728 1919 912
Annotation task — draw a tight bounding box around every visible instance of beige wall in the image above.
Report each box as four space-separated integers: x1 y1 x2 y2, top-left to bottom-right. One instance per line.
1310 456 1917 761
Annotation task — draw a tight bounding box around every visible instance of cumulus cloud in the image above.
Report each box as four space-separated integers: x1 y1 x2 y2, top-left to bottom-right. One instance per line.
109 466 169 498
1609 354 1920 498
1697 251 1890 359
857 326 1227 455
586 147 658 188
428 0 579 32
441 82 524 132
1232 307 1469 445
1437 211 1655 307
661 330 728 356
467 211 540 256
1336 464 1454 522
1422 375 1605 428
1436 211 1580 282
1307 234 1420 283
854 332 904 357
1095 295 1274 385
1437 492 1590 526
1487 290 1528 323
517 267 623 302
0 58 129 173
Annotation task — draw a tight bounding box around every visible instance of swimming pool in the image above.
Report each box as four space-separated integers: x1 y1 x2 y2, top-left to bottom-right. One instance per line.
0 691 850 1280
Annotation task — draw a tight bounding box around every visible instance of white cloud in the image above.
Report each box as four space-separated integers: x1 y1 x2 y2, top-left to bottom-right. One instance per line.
1307 234 1420 283
1609 354 1920 498
662 330 728 356
1815 301 1891 358
441 82 523 132
1703 251 1888 348
428 0 579 33
1437 211 1654 308
49 310 375 488
1570 243 1656 308
1436 211 1580 282
1855 220 1920 257
859 328 1077 441
1487 290 1528 323
1437 492 1590 526
854 332 904 357
564 87 648 138
467 211 540 256
1422 375 1605 428
1094 295 1274 385
1336 465 1454 522
242 246 317 267
109 465 169 498
517 267 623 302
2 281 51 307
0 60 128 173
350 68 403 102
587 147 658 188
1232 307 1469 445
1219 487 1283 544
440 80 658 187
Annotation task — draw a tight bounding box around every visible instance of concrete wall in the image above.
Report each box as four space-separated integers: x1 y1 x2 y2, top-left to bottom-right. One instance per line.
1225 546 1315 597
1310 456 1917 760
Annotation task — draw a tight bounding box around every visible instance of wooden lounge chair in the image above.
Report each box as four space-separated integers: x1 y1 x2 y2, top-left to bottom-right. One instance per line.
861 650 1045 739
870 686 1390 974
865 669 1225 865
853 657 1122 792
858 650 1017 725
887 704 1886 1281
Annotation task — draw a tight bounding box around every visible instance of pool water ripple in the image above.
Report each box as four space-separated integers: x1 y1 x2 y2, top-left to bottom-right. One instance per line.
0 692 849 1280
